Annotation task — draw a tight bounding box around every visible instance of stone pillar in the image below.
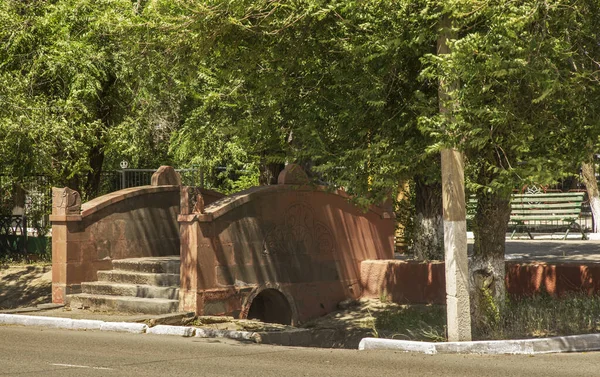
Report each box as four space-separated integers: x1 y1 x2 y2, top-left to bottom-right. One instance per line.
178 187 199 312
151 166 182 186
49 187 82 304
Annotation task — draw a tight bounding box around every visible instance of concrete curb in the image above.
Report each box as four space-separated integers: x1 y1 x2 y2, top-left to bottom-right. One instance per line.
99 321 148 334
0 314 260 342
147 325 196 337
195 328 256 341
359 333 600 355
0 314 145 333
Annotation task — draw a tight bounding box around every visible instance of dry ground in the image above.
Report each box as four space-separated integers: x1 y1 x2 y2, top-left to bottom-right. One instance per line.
0 264 52 309
0 264 440 348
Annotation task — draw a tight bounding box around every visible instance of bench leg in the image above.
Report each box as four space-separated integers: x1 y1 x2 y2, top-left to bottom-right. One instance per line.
570 221 587 240
510 222 531 240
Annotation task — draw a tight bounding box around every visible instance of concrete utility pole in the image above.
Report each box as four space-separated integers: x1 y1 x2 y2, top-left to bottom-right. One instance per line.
438 16 472 342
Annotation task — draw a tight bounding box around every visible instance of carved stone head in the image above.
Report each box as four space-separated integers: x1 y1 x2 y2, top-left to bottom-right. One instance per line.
180 186 205 215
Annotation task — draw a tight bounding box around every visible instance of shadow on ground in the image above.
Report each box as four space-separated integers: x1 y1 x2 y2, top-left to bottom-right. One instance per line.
301 299 446 348
0 265 52 309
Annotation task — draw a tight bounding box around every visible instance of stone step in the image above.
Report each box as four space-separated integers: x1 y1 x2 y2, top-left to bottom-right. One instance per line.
97 270 180 287
81 282 179 300
68 294 179 315
112 256 180 274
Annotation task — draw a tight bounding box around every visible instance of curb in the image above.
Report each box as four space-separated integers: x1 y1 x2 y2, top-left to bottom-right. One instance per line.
0 314 299 344
147 325 196 337
99 321 148 334
195 328 255 341
359 333 600 355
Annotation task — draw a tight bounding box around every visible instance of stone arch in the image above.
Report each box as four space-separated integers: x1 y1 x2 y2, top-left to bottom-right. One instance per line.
242 286 297 326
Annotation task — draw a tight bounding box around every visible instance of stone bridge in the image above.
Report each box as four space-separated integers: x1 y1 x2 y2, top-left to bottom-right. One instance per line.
51 165 395 324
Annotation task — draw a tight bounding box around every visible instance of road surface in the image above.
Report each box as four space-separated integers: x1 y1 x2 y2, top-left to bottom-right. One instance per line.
1 326 600 377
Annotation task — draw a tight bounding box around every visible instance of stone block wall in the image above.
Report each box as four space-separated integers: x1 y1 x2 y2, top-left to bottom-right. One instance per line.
360 260 446 304
179 164 395 324
506 262 600 296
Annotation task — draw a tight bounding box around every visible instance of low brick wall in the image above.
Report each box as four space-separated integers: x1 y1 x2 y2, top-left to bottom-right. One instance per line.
360 260 446 304
361 259 600 304
506 262 600 296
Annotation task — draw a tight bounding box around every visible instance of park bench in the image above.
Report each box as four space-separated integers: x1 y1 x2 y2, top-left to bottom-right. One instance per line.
509 192 586 240
467 192 587 240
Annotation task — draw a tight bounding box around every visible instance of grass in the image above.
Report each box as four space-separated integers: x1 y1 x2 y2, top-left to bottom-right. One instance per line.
373 293 600 342
374 305 447 342
476 293 600 340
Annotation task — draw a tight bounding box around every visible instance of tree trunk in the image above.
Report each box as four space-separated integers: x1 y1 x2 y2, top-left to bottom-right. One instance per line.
411 176 444 260
471 191 511 334
83 144 105 200
581 159 600 233
11 184 26 216
259 156 284 186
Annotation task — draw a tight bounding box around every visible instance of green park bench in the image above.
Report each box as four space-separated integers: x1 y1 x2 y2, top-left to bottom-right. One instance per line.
467 192 587 240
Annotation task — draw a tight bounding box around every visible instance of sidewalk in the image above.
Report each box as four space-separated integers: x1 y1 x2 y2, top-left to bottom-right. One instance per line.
492 239 600 263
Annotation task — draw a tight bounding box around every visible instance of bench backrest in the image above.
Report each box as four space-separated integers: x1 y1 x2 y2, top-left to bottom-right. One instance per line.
510 192 585 221
466 192 585 222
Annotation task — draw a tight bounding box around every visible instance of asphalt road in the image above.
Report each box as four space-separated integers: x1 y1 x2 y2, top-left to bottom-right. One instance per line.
2 326 600 377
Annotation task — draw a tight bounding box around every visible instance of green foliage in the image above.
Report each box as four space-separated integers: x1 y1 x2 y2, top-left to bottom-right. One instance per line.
1 0 599 215
421 0 600 195
0 0 178 196
159 0 440 201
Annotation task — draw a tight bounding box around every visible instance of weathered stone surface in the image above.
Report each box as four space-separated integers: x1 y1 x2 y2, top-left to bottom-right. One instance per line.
180 186 205 214
360 260 445 304
179 184 395 323
151 166 182 186
52 187 81 215
277 164 309 185
361 259 600 306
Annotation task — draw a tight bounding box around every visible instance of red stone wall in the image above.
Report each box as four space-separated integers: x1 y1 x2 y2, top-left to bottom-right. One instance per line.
506 262 600 296
360 260 446 304
179 176 395 323
360 260 600 306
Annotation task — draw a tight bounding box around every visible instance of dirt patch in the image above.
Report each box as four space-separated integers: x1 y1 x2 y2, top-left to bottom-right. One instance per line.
0 264 52 309
0 264 444 349
299 299 446 348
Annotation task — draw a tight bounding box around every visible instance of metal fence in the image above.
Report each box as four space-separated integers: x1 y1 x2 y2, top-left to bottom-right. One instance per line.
97 168 204 197
0 215 28 256
0 168 203 256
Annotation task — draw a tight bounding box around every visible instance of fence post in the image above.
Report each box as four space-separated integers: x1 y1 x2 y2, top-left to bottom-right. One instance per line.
121 170 126 190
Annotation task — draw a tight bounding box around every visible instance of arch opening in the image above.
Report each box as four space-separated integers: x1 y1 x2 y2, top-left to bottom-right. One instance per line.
247 288 293 325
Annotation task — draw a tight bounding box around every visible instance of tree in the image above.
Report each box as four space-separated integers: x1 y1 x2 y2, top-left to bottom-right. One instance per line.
581 159 599 233
421 0 600 332
0 0 181 198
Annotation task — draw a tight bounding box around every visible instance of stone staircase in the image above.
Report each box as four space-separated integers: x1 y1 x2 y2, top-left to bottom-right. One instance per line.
67 256 181 315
